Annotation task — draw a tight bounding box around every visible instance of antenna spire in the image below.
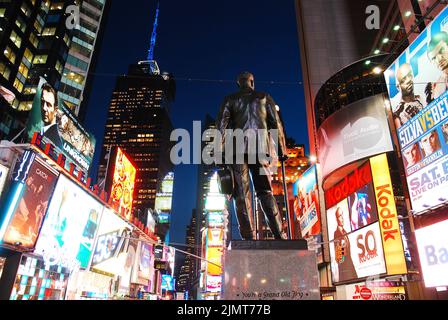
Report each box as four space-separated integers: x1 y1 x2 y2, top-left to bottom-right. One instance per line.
147 2 160 61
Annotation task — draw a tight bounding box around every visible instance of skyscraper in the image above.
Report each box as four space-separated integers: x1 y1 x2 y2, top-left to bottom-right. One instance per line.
0 0 109 139
59 0 110 120
177 210 197 294
192 114 217 296
98 61 176 216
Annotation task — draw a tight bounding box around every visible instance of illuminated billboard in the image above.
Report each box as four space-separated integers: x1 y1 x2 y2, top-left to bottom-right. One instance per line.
25 78 95 174
1 156 58 249
91 208 134 277
206 275 222 293
34 175 103 270
0 163 8 198
207 212 224 228
161 275 174 291
325 154 407 283
415 219 448 287
293 165 321 238
317 95 394 179
326 155 407 284
206 247 223 276
131 241 153 285
339 280 407 300
106 148 136 221
207 228 224 248
155 196 173 212
385 6 448 214
154 172 174 212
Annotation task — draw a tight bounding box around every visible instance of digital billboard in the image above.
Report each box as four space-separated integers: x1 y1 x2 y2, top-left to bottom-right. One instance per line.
1 157 58 249
293 165 321 238
326 155 407 284
207 212 224 228
0 163 8 199
206 247 223 276
317 95 394 179
25 78 95 174
207 228 224 248
206 275 222 293
91 208 134 277
106 148 136 221
161 275 174 291
415 219 448 287
385 6 448 213
34 175 103 270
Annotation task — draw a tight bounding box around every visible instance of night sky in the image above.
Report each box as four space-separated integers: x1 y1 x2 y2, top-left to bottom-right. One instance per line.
84 0 308 245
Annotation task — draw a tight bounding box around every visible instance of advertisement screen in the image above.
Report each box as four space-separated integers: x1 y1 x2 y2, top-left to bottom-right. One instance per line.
0 163 8 198
108 148 136 221
415 219 448 287
326 166 388 284
155 196 173 211
317 95 394 179
328 218 386 284
206 247 223 276
206 275 222 293
207 228 224 247
207 212 224 228
385 6 448 213
205 196 226 211
339 280 407 300
25 78 95 174
161 274 174 291
2 158 58 249
35 175 103 270
138 243 153 281
91 208 134 277
293 165 321 237
157 212 170 224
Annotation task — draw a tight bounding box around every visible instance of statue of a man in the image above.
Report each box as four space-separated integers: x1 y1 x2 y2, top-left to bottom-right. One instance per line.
216 72 288 240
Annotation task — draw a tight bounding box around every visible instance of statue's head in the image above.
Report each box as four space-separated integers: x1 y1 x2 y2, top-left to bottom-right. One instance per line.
237 72 255 90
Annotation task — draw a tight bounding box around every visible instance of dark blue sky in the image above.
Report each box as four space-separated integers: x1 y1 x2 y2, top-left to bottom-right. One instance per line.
84 0 308 245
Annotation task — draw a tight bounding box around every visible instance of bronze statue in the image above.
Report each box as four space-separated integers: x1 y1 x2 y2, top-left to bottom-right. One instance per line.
216 72 288 240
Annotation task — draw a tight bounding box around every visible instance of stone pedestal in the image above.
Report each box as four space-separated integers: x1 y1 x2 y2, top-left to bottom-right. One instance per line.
223 240 320 300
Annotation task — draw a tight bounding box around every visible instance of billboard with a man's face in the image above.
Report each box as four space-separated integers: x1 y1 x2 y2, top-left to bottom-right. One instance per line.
385 5 448 214
25 78 96 175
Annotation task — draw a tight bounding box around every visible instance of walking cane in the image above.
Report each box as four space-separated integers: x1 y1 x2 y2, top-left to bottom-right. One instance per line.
280 157 292 240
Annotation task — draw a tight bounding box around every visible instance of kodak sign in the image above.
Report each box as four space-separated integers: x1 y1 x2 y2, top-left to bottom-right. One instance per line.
370 154 407 275
325 162 372 209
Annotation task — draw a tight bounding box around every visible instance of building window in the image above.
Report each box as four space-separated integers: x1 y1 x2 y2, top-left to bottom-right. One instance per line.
34 19 43 34
13 78 24 93
33 55 48 64
15 17 26 33
23 48 34 64
4 47 16 64
10 31 22 48
0 63 10 80
21 3 32 18
18 63 29 78
29 33 38 48
42 27 56 36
